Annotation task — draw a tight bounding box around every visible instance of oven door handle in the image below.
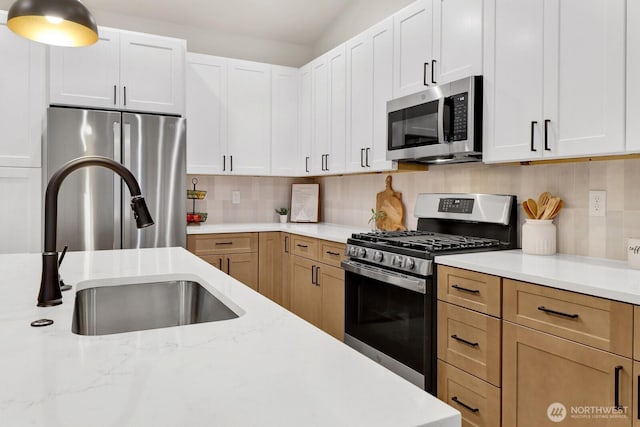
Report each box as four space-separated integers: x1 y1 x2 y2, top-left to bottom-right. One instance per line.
341 260 426 294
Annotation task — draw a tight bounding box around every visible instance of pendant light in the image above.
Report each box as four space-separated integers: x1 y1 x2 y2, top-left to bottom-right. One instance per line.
8 0 98 47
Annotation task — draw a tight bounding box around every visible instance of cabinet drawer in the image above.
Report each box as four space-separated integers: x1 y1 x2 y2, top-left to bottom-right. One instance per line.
437 361 501 427
503 279 633 358
318 240 346 267
438 301 501 386
437 265 502 317
187 233 258 255
291 235 318 260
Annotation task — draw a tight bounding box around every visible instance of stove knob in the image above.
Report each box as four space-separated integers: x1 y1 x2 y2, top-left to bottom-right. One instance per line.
404 258 415 270
393 256 404 267
348 246 357 256
356 248 367 258
373 251 384 262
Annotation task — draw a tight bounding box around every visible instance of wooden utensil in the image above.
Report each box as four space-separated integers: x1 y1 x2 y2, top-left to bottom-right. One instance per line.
522 200 535 219
526 198 538 219
541 197 560 220
548 199 564 219
536 192 552 218
375 175 406 231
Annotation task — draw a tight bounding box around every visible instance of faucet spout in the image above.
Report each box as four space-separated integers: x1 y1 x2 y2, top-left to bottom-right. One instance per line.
38 156 154 307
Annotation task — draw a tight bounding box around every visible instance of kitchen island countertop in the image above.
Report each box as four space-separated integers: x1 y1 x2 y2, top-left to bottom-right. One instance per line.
0 247 459 427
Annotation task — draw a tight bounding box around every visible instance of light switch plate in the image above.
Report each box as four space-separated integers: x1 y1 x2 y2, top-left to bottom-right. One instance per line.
232 191 240 204
589 190 606 217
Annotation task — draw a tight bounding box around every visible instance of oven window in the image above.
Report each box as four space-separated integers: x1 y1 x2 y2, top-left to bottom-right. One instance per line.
345 270 426 374
388 100 439 150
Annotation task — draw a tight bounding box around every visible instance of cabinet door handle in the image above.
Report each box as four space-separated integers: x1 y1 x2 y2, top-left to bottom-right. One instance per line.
230 155 233 172
451 284 480 294
227 257 230 275
284 236 289 254
314 266 320 286
530 121 537 152
326 251 340 256
614 366 623 410
311 265 316 284
113 85 117 105
215 242 233 246
360 148 365 167
365 148 371 167
451 334 479 348
431 60 437 84
544 119 551 151
451 396 479 413
218 258 222 270
637 374 639 418
423 62 429 86
297 243 308 248
537 306 579 319
325 154 329 171
223 155 226 172
123 86 127 106
305 156 309 173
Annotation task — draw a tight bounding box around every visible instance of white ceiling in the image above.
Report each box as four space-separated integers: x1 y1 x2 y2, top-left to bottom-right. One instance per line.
81 0 353 45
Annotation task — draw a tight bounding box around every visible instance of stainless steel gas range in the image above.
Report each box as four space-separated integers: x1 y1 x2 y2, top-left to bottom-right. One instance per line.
341 193 517 394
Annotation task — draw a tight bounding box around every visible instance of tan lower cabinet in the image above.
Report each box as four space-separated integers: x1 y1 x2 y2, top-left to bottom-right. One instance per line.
319 263 344 341
634 362 640 427
438 361 501 427
291 255 322 327
280 233 292 310
502 321 632 427
258 232 283 304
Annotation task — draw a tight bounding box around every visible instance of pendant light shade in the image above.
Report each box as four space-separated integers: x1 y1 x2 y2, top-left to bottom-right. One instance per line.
8 0 98 47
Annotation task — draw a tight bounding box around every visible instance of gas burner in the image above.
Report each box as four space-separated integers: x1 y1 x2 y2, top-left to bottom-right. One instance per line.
352 230 500 253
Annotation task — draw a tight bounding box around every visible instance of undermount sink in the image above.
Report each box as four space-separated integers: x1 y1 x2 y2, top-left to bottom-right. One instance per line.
72 280 240 336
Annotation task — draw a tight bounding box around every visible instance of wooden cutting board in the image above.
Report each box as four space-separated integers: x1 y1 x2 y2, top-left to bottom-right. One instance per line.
376 175 406 231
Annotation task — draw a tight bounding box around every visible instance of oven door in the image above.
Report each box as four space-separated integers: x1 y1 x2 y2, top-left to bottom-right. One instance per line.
342 260 434 392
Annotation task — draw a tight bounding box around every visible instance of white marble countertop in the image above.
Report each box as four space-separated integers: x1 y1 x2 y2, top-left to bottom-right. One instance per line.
0 247 459 427
435 249 640 305
187 222 369 243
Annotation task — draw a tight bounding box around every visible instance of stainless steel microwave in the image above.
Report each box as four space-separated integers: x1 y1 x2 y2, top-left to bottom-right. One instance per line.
386 76 482 164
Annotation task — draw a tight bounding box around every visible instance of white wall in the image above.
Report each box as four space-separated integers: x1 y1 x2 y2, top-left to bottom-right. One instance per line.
0 2 314 66
312 0 415 57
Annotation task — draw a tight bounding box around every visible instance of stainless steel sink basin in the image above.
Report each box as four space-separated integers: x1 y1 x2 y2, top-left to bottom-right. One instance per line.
72 280 240 336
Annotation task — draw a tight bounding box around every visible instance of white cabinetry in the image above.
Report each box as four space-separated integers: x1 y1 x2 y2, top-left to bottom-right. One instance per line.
50 28 186 115
310 55 329 175
298 63 313 175
484 0 625 163
0 168 41 254
226 59 272 176
432 0 483 85
346 18 396 173
627 1 640 152
186 53 227 174
271 66 299 176
393 0 433 98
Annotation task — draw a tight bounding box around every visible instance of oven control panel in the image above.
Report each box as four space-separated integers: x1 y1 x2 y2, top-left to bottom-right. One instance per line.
438 198 474 214
345 244 431 276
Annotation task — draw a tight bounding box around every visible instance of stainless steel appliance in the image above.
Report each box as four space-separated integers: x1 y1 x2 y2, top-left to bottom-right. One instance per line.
46 107 186 251
386 76 482 164
341 193 517 394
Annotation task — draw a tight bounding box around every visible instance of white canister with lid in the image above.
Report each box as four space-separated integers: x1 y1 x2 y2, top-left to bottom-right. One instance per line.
522 219 556 255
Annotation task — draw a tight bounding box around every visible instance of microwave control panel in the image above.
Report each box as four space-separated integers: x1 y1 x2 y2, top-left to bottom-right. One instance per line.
447 92 468 142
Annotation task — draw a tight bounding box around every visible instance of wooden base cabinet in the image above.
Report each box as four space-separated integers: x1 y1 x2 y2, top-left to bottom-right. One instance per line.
258 232 283 304
502 322 632 427
291 255 322 328
438 361 501 427
319 263 344 341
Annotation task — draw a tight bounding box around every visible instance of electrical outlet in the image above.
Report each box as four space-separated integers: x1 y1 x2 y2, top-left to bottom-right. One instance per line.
589 190 606 217
232 191 240 205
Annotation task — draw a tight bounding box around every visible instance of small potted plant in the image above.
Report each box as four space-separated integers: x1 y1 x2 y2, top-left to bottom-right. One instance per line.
275 208 289 223
368 208 386 231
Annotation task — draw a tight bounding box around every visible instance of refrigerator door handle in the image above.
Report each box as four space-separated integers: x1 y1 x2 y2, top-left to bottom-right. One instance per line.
113 121 122 249
122 121 132 248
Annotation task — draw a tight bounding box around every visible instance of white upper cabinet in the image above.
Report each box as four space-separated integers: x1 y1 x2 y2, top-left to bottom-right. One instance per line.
393 0 433 98
271 65 299 176
50 28 186 115
326 45 347 174
628 1 640 152
0 12 45 168
49 28 120 110
432 0 483 85
484 0 626 163
310 54 329 175
119 32 185 115
186 53 227 174
298 63 313 175
346 17 396 173
227 59 272 176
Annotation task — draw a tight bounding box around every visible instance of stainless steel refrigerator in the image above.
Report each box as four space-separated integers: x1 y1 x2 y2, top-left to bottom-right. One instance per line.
46 107 186 251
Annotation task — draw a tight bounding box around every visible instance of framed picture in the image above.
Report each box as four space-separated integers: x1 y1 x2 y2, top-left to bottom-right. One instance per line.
290 184 320 223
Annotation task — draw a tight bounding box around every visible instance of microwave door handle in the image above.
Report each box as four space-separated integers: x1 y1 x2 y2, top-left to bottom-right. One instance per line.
437 97 446 143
